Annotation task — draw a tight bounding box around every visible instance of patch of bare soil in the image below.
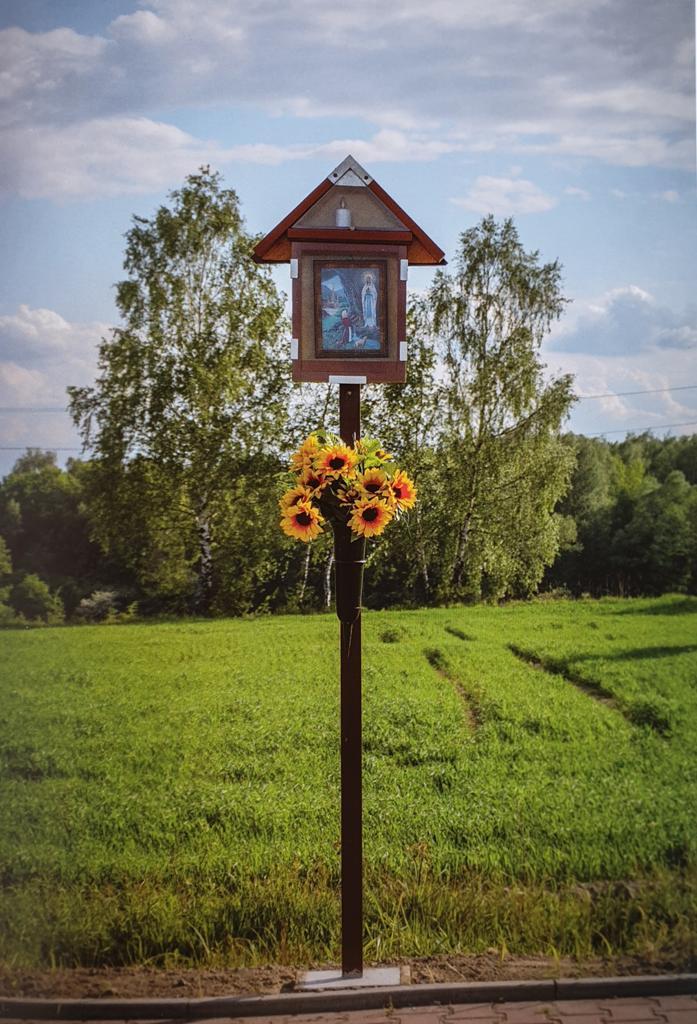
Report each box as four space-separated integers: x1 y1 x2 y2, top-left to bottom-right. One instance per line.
0 954 691 1000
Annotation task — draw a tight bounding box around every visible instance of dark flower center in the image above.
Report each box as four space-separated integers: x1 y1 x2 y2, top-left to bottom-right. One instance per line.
362 507 379 522
330 456 345 470
366 482 381 492
296 512 312 526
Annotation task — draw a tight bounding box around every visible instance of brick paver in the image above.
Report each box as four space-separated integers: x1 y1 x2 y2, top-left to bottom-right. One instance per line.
446 1005 507 1020
544 1002 615 1016
597 997 667 1021
199 996 696 1024
2 995 696 1024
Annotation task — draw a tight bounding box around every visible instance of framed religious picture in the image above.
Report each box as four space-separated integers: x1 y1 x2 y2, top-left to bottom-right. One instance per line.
253 154 445 383
314 261 387 358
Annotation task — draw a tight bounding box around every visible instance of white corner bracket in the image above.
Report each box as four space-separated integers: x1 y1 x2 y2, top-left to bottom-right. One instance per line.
328 375 367 385
399 342 407 361
400 259 408 281
290 338 299 360
327 154 372 187
290 258 299 279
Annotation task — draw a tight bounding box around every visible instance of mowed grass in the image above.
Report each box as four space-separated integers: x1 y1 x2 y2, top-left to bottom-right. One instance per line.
1 596 696 969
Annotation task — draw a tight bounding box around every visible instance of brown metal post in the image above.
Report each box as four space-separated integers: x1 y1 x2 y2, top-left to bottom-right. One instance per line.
336 383 363 977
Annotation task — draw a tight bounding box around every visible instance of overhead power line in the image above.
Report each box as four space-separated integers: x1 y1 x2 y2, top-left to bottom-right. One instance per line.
587 420 697 436
1 384 697 414
577 384 697 400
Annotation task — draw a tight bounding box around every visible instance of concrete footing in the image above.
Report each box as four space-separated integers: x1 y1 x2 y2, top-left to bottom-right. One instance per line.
298 967 402 991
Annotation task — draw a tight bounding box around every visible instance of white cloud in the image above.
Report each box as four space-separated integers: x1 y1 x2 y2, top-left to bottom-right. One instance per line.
227 130 462 166
0 117 230 199
657 189 680 203
0 304 107 386
549 285 697 357
516 132 694 170
546 290 697 434
0 119 462 199
562 84 694 123
0 26 106 111
545 347 697 436
109 10 176 45
0 305 108 469
564 185 591 200
656 325 697 349
452 175 557 215
0 0 694 199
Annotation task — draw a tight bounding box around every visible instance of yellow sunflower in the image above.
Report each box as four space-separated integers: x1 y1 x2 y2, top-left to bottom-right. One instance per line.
356 467 390 500
348 497 394 538
337 484 359 507
280 500 324 542
315 443 358 480
279 485 314 512
290 435 321 474
390 469 417 510
300 466 327 493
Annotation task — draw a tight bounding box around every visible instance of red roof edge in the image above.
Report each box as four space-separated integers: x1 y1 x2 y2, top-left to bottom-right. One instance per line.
253 178 333 262
367 179 446 266
253 163 446 266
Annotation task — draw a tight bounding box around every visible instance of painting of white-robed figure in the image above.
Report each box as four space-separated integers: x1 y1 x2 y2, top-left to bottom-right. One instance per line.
315 261 387 357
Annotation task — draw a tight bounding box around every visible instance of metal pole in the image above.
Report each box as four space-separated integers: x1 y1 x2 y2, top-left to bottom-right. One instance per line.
337 383 363 977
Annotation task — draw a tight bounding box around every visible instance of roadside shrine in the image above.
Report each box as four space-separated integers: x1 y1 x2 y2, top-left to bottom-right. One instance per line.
254 155 444 982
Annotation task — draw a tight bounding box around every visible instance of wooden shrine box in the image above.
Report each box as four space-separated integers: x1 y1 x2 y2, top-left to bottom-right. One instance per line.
253 155 445 384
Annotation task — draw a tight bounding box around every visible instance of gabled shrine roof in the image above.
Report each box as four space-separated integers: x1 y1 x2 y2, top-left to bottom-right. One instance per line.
253 155 446 266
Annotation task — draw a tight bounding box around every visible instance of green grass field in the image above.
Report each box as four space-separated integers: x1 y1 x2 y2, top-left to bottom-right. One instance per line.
1 596 697 969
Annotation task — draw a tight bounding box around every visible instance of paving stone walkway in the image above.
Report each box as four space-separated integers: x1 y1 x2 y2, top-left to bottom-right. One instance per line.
213 995 697 1024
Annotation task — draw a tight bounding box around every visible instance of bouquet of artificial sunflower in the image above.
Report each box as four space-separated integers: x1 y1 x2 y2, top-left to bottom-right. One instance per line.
279 432 416 543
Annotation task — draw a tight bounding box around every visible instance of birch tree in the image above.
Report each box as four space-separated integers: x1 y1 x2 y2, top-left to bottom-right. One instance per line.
428 216 576 600
69 168 287 613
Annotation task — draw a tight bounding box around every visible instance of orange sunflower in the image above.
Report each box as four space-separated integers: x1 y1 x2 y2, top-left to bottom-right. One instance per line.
280 500 324 542
279 484 314 513
300 466 327 493
356 467 390 500
348 497 394 538
315 443 358 480
290 435 321 474
390 469 417 510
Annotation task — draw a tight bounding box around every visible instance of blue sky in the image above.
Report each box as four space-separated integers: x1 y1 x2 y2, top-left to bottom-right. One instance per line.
0 0 695 476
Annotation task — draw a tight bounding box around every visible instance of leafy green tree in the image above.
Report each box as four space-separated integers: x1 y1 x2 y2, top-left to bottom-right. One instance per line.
426 216 576 600
9 573 64 624
0 535 11 577
69 168 288 613
612 470 695 595
363 299 442 605
546 435 619 594
0 450 102 611
0 535 14 624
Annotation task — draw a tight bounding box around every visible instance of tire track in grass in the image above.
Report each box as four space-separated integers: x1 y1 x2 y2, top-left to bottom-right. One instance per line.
507 644 672 736
444 625 475 642
423 646 481 733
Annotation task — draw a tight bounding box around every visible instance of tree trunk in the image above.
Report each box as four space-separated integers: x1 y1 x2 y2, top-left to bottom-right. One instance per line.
323 549 335 610
415 509 430 597
451 512 472 591
298 543 311 605
194 504 214 614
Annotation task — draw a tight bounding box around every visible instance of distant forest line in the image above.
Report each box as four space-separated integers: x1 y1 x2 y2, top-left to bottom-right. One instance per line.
1 429 696 625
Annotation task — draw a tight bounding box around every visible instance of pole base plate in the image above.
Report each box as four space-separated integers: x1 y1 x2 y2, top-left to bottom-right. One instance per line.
298 967 402 990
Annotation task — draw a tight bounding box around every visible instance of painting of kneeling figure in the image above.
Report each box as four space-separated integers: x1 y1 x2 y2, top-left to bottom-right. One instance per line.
315 261 387 357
